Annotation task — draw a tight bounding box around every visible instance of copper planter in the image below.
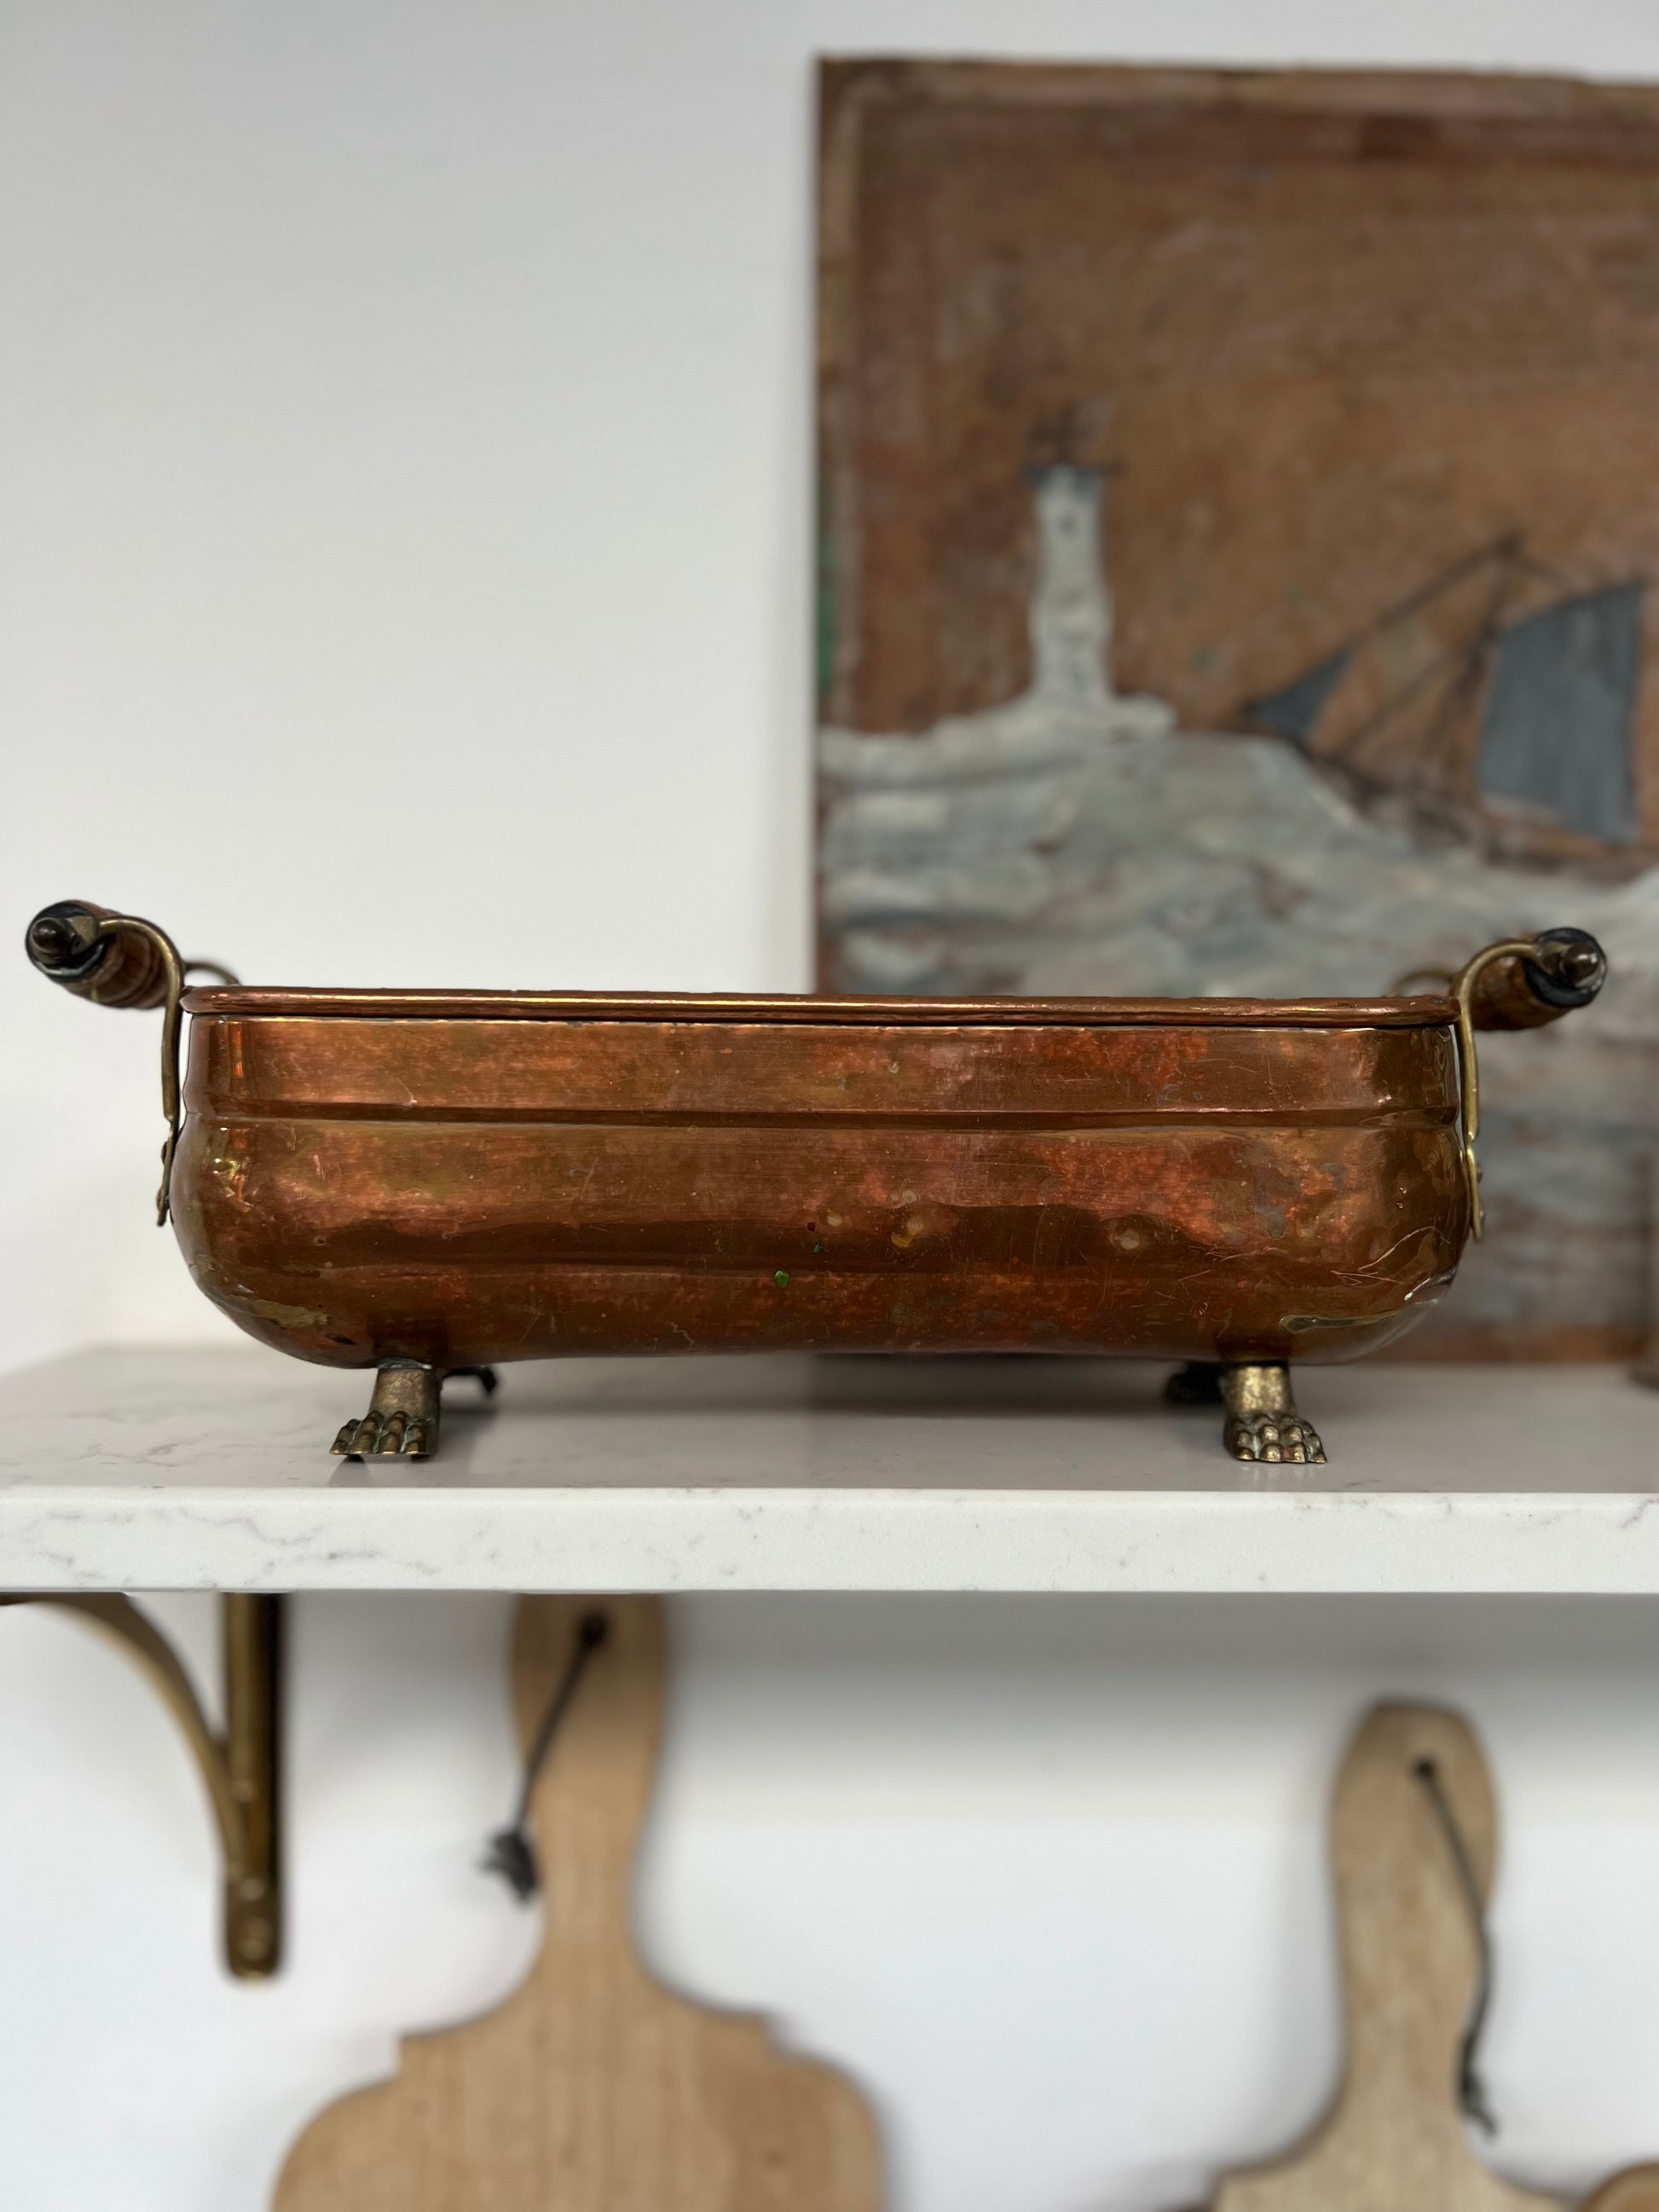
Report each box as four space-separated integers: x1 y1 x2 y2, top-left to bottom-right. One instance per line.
26 902 1606 1463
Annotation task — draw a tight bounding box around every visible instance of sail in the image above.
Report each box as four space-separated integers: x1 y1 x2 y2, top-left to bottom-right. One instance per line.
1477 585 1641 843
1243 650 1350 749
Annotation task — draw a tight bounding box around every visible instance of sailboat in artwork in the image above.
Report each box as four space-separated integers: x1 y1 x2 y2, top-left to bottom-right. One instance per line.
1242 536 1645 866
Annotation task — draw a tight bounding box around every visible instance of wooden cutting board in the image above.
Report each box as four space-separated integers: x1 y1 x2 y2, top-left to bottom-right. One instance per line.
274 1595 882 2211
1213 1701 1564 2212
1585 2175 1659 2211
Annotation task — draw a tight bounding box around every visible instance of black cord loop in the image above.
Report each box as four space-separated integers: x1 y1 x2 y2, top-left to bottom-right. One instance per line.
481 1610 610 1902
1413 1753 1497 2135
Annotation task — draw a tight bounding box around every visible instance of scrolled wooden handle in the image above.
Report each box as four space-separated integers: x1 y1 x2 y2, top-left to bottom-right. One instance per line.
25 899 177 1010
26 900 199 1224
1465 927 1608 1031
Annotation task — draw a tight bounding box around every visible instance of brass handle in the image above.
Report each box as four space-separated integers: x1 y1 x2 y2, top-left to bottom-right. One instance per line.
26 900 240 1225
1448 928 1607 1239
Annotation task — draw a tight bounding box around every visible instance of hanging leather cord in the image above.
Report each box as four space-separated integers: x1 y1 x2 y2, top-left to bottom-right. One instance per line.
1413 1753 1497 2134
482 1611 610 1902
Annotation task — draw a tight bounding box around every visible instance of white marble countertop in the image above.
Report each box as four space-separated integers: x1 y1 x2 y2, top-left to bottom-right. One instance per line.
0 1346 1656 1594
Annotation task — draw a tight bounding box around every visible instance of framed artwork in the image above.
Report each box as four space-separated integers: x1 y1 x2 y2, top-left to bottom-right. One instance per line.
816 60 1659 1355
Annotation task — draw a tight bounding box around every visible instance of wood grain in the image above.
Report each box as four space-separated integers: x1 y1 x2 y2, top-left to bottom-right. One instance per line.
1214 1702 1564 2212
1586 2174 1659 2212
273 1597 882 2212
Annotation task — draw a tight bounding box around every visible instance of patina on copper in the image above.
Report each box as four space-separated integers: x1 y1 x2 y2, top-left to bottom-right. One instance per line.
26 903 1607 1463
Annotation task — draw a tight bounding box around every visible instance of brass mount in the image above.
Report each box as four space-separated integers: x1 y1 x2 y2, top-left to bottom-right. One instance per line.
0 1591 284 1978
1448 937 1536 1242
21 902 237 1224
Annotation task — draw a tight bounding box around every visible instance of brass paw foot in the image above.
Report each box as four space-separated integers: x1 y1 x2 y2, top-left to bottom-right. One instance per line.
332 1362 440 1459
1225 1408 1327 1464
1222 1360 1327 1464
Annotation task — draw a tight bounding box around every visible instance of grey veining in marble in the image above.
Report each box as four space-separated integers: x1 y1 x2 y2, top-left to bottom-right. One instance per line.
0 1347 1655 1595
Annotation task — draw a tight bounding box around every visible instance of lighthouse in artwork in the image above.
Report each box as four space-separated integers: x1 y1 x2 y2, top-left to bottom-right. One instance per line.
1027 465 1174 735
1029 465 1114 707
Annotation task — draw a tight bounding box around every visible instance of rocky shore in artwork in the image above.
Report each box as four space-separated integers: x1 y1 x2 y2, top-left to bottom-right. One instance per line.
819 471 1659 1354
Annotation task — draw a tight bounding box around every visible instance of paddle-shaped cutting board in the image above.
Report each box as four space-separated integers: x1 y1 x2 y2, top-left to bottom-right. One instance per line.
1586 2175 1659 2211
274 1595 882 2211
1214 1701 1564 2212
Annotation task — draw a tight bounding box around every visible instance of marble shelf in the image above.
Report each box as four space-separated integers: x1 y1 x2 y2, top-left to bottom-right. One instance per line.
0 1345 1656 1596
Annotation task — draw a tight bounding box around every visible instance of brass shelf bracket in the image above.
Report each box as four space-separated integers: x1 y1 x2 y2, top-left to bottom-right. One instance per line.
0 1591 283 1978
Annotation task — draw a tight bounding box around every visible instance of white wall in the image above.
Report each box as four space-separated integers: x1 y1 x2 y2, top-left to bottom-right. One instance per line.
6 3 1659 2207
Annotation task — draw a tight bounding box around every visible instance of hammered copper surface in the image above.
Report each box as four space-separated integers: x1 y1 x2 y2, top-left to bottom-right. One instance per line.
171 1003 1468 1373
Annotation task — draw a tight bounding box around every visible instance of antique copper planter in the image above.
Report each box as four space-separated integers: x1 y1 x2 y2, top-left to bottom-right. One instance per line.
26 901 1606 1464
